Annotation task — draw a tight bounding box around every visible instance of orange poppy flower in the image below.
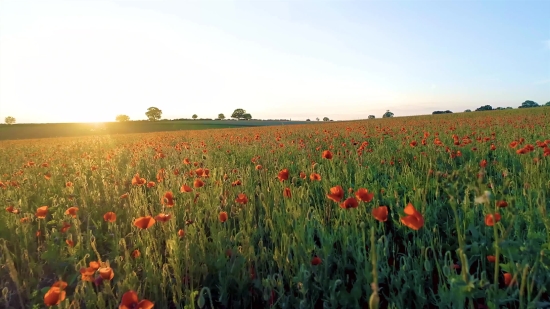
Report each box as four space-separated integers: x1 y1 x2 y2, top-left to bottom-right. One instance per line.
61 222 71 233
80 267 96 282
299 171 306 179
235 193 248 205
98 267 114 280
340 197 359 209
35 206 48 219
496 200 508 208
65 206 79 218
310 173 321 181
6 206 20 214
131 174 146 186
283 187 292 198
355 188 374 202
401 203 424 230
503 273 515 286
486 255 496 263
322 150 333 159
65 181 73 187
193 179 204 188
372 206 388 222
484 213 501 226
219 211 228 222
255 165 263 170
311 256 322 265
183 158 190 165
327 185 344 202
43 281 67 306
277 169 289 182
120 193 129 199
162 191 174 207
177 229 185 238
154 213 171 223
231 179 242 187
479 159 487 168
134 216 156 229
103 212 116 222
119 290 154 309
66 239 74 247
147 181 155 188
180 184 193 192
131 249 141 258
44 173 51 180
89 261 100 270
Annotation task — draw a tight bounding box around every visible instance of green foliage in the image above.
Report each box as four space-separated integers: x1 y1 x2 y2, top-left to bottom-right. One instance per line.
5 116 16 124
518 100 539 108
231 108 246 119
115 114 130 122
145 107 162 121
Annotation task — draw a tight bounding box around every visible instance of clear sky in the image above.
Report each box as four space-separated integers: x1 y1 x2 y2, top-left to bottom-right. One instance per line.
1 0 549 123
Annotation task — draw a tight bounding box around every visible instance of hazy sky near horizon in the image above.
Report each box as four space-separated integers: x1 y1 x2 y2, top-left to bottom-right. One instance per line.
1 0 549 123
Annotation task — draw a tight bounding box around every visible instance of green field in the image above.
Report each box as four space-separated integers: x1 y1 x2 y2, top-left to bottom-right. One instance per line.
1 109 549 308
0 120 313 141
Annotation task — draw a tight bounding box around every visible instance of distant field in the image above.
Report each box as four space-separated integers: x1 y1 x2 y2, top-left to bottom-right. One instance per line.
0 120 313 141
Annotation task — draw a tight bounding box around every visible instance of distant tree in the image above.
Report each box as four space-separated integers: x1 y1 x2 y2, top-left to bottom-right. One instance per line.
518 100 539 108
116 114 130 122
506 107 513 109
218 113 225 120
231 108 246 119
192 114 198 120
145 107 162 121
368 115 375 119
545 101 550 106
495 107 505 110
306 119 311 121
323 117 329 121
242 113 252 120
464 109 472 112
4 116 16 124
475 105 493 111
432 110 453 114
316 117 320 121
382 110 394 118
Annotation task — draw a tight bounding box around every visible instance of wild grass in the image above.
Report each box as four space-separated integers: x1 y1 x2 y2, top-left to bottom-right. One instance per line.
0 108 549 308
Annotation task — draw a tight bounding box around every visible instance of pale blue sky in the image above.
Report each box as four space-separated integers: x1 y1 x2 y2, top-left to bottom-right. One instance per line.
1 0 549 123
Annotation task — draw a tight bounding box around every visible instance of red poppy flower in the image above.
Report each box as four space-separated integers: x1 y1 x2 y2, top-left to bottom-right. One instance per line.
327 185 344 202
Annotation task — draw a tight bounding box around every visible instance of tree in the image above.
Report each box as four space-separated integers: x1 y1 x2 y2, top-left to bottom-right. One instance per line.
316 117 320 121
4 116 16 124
382 110 394 118
545 101 550 106
518 100 539 108
145 107 162 121
242 113 252 120
306 119 311 121
475 105 493 111
464 109 472 112
506 107 513 109
432 110 453 114
231 108 246 119
218 113 225 120
192 114 198 120
368 115 375 119
323 117 329 121
116 114 130 122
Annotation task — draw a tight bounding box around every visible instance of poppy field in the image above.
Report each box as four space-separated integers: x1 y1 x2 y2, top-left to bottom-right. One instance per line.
1 108 550 309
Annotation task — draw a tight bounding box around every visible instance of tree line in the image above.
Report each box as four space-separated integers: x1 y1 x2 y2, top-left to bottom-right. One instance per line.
4 100 550 124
